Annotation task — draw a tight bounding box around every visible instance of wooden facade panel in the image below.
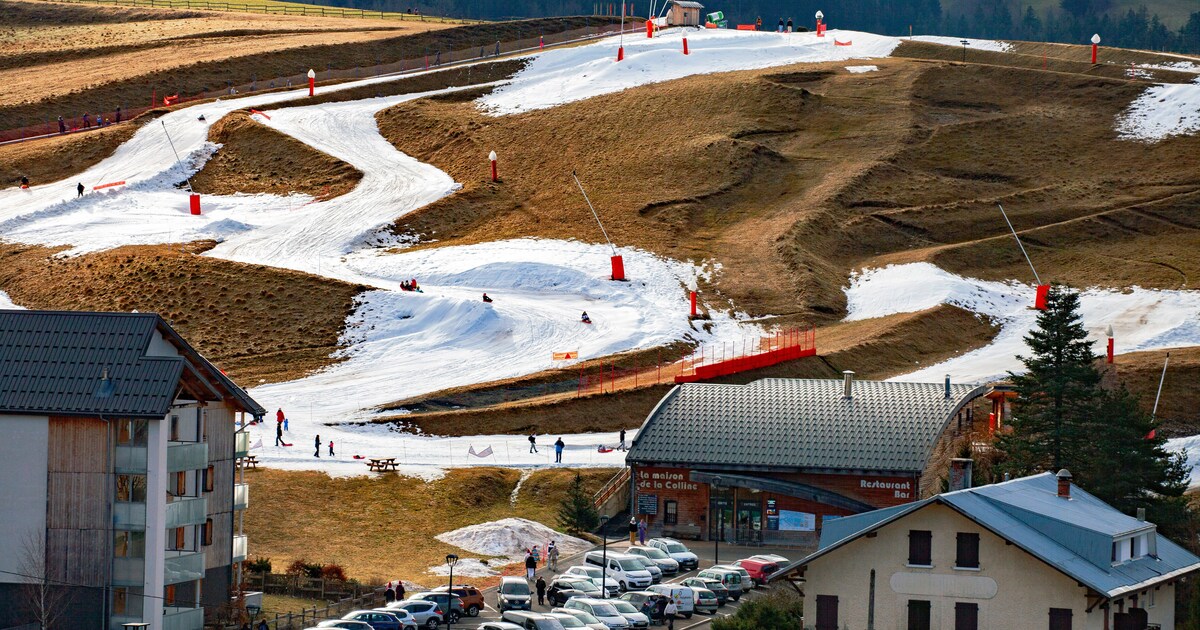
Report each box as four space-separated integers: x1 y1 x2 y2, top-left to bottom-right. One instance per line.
46 472 107 530
205 511 232 571
46 528 106 583
47 417 108 473
208 458 234 514
205 404 236 462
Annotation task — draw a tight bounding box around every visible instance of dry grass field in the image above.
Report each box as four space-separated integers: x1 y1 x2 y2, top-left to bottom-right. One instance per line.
0 118 144 187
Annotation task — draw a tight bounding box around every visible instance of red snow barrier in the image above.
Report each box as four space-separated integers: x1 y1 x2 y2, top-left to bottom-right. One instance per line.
92 181 126 191
249 109 272 120
675 327 816 383
736 24 757 30
610 255 626 281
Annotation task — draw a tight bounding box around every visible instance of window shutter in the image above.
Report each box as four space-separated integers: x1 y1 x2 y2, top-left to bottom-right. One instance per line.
815 595 838 630
955 602 979 630
1049 608 1073 630
956 532 980 568
908 530 932 565
907 600 932 630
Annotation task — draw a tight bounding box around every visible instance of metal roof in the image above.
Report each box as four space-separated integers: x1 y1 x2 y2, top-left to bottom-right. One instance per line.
0 310 264 418
673 1 705 7
626 378 985 474
790 473 1200 598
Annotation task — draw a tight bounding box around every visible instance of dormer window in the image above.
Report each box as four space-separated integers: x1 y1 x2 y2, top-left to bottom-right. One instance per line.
1112 531 1156 564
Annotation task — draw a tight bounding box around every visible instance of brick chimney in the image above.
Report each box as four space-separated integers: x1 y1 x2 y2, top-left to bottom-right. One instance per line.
1056 469 1073 499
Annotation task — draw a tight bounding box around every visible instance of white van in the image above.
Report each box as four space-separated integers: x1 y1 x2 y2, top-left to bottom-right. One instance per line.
584 551 654 591
646 584 695 618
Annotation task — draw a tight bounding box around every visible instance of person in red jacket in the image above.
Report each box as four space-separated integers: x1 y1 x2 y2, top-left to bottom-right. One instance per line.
276 408 285 423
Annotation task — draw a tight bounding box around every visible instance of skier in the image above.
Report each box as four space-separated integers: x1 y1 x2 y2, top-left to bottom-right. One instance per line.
619 428 627 451
535 575 547 605
786 17 793 33
328 440 335 457
581 311 591 324
554 437 565 463
482 293 493 303
275 422 283 447
82 113 91 129
77 182 84 197
528 434 538 453
314 434 321 458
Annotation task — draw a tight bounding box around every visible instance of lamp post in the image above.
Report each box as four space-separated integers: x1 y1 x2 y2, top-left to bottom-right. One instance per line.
712 476 722 566
599 514 610 598
307 69 315 97
1091 33 1101 64
445 554 458 630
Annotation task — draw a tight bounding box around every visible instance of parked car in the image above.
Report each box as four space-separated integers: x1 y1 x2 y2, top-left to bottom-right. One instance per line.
646 584 695 618
405 593 463 622
686 586 719 614
500 610 567 629
562 565 620 596
498 575 534 611
623 556 661 584
370 608 418 630
606 600 650 629
681 577 728 606
431 584 485 617
712 564 753 590
548 577 603 606
341 610 403 630
383 600 443 630
316 621 375 630
645 538 699 571
584 552 653 591
562 597 632 629
544 612 591 629
551 607 611 630
625 547 679 576
749 553 790 565
479 623 523 630
733 558 780 586
696 568 743 601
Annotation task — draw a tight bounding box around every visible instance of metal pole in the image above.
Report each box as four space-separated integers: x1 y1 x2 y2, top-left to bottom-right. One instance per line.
162 121 194 192
572 171 616 254
1151 352 1171 420
997 203 1041 285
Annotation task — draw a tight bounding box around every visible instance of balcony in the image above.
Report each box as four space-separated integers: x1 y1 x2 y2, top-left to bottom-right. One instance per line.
233 535 248 563
163 606 204 630
164 551 206 586
112 557 145 587
113 502 146 531
168 441 208 474
115 446 147 474
165 496 207 529
235 431 250 459
234 483 249 511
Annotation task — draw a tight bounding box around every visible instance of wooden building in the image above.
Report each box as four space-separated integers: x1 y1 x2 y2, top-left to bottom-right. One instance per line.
0 311 264 630
667 0 704 26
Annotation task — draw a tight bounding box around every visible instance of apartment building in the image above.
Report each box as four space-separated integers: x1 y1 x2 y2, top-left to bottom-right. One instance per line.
0 310 265 630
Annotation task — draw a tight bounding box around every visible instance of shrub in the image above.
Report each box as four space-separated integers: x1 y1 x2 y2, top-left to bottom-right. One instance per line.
321 563 348 582
711 590 803 630
285 559 324 578
246 557 272 574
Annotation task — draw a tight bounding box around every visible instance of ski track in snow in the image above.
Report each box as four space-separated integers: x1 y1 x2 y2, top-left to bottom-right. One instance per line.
849 262 1200 485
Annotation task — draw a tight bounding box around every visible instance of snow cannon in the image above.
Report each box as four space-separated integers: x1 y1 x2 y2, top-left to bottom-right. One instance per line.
705 11 727 28
307 68 316 97
1034 284 1050 310
1106 324 1115 364
189 193 202 215
610 255 626 281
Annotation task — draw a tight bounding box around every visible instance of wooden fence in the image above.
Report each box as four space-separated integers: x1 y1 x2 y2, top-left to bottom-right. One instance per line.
224 573 384 630
51 0 476 23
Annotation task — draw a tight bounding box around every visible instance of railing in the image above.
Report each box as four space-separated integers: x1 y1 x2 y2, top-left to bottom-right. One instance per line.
165 496 208 529
168 441 209 473
593 468 631 509
234 483 249 510
233 534 248 563
164 606 205 630
115 445 147 473
675 326 816 383
113 501 147 531
235 431 250 459
165 552 207 586
112 556 145 587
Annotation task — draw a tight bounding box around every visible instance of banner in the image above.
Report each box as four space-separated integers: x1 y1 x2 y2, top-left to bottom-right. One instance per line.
553 350 579 360
468 445 494 458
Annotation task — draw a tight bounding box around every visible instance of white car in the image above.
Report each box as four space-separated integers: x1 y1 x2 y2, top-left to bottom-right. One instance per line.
625 556 662 584
551 607 610 630
479 623 523 630
584 552 653 591
607 600 650 629
687 586 719 614
562 565 620 596
563 597 632 629
626 546 680 576
383 600 443 630
646 584 694 617
646 538 699 571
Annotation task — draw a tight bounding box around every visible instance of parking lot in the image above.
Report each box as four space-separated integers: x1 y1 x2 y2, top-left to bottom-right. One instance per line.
441 539 805 629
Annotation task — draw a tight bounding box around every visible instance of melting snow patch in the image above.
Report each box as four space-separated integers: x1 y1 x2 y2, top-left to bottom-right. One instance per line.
0 290 22 310
846 65 879 73
428 558 499 577
436 518 592 563
1116 77 1200 142
910 36 1013 53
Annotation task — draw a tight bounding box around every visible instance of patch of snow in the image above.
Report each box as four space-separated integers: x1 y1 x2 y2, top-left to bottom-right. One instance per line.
510 469 533 507
436 518 592 563
428 558 499 577
910 35 1013 53
0 290 21 310
1116 77 1200 142
845 65 878 73
1135 61 1200 74
479 29 902 115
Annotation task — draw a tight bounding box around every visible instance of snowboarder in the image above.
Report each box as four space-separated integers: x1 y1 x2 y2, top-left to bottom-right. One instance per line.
628 517 638 545
275 422 283 447
554 437 565 463
328 440 335 457
20 175 29 189
547 541 559 571
528 434 538 453
619 428 627 451
524 552 537 580
638 518 647 545
581 311 591 324
58 116 66 134
535 575 547 605
314 434 321 458
77 182 84 197
482 293 493 303
777 17 784 32
786 17 793 33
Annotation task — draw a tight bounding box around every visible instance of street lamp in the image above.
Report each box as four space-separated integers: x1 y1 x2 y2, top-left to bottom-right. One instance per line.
599 514 610 598
712 476 722 566
445 554 458 630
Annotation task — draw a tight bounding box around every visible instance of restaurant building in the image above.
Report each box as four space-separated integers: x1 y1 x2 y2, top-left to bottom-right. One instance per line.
624 373 990 547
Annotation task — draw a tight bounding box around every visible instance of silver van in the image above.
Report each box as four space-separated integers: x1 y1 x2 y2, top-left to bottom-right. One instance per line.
696 568 743 600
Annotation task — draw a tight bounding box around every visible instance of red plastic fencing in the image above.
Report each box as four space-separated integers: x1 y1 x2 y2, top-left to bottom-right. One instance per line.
577 347 681 396
0 21 636 145
675 327 816 383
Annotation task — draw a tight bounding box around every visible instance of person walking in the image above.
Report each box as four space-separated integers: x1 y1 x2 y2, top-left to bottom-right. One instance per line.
638 518 647 545
755 16 762 30
786 17 794 33
531 544 541 566
58 116 66 134
115 106 122 123
395 581 406 601
277 408 285 424
275 422 283 447
524 551 537 580
628 517 638 545
257 619 268 630
547 541 559 571
535 575 547 606
314 434 321 457
77 182 84 197
654 597 668 627
554 437 565 463
777 17 783 32
664 598 678 630
328 440 335 457
82 113 91 129
618 428 627 451
384 582 396 603
528 434 538 453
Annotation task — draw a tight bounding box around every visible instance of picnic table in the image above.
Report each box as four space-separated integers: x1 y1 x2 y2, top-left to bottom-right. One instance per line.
239 455 259 469
367 457 399 472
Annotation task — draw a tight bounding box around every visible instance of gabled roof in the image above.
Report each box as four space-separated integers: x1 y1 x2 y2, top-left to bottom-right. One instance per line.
673 1 705 8
787 473 1200 598
0 310 264 418
626 378 985 474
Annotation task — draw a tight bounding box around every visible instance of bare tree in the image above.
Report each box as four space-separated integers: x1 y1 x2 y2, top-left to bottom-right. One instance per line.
19 531 71 630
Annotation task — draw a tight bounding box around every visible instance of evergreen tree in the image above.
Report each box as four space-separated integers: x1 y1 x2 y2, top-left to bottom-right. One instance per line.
557 472 599 535
1021 5 1042 38
997 285 1100 474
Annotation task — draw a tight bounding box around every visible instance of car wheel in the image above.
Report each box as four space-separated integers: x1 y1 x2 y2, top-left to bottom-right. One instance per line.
466 604 479 617
684 613 693 619
619 581 627 592
448 613 459 624
425 620 439 630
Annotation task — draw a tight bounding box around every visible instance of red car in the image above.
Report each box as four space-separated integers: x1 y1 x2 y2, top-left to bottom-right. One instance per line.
733 558 779 587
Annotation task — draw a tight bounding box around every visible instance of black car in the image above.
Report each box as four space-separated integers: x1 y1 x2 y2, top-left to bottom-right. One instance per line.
681 578 728 606
547 578 603 606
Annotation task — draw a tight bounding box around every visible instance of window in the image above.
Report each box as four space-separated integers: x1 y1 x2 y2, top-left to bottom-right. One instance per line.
175 471 187 496
1049 608 1072 630
664 500 678 526
116 474 147 503
204 465 215 492
114 531 145 558
908 530 932 566
175 527 186 550
815 595 838 630
170 415 180 442
955 602 979 630
113 587 128 615
203 518 213 546
956 532 980 568
165 585 176 607
908 600 931 630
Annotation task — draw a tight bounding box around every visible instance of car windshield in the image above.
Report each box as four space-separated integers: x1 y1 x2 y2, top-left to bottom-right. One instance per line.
610 601 639 614
589 602 619 617
616 559 644 571
570 611 600 623
579 567 601 577
570 581 600 593
501 581 530 595
641 548 669 559
664 543 687 553
551 616 585 628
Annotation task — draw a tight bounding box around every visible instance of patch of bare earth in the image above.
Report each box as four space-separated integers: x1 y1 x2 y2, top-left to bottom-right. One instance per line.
0 118 145 190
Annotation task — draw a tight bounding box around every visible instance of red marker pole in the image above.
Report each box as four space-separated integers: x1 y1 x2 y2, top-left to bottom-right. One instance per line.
689 291 697 317
1091 34 1101 64
683 37 689 55
489 150 498 182
1106 325 1115 364
307 69 315 96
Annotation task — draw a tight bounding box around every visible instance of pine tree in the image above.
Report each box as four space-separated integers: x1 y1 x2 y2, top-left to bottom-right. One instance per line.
997 285 1100 474
557 472 599 535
